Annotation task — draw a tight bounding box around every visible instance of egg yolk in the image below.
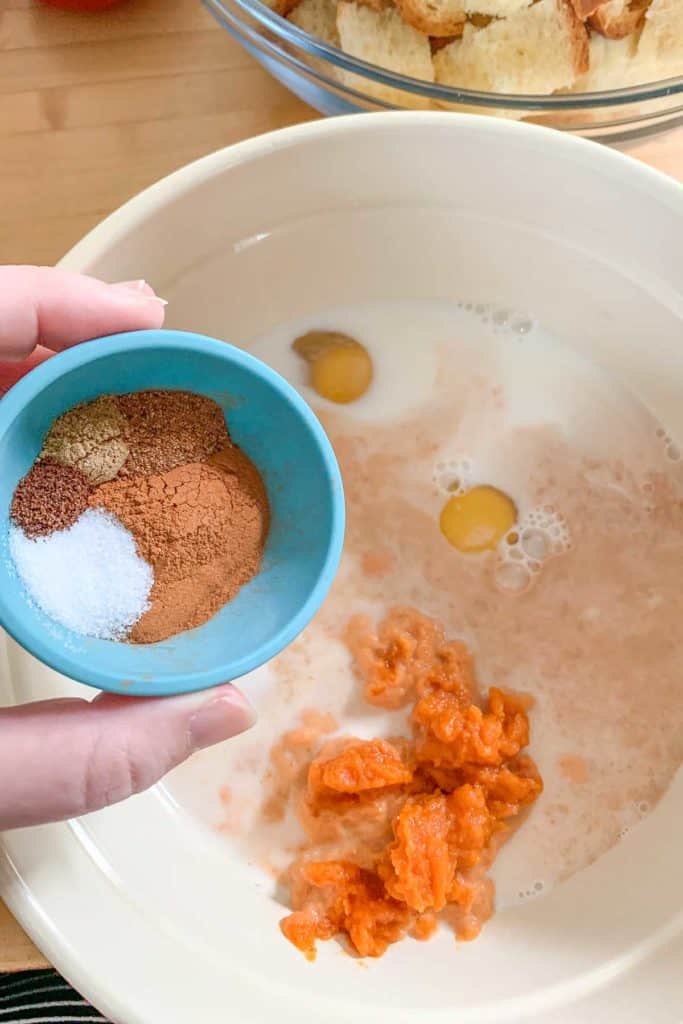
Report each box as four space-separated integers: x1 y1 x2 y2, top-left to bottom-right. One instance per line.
440 485 517 553
292 330 373 404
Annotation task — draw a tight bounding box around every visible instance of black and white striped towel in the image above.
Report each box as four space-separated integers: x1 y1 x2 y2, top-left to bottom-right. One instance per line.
0 972 107 1023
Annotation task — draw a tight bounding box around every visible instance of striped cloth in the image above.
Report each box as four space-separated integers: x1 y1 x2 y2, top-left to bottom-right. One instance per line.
0 972 107 1023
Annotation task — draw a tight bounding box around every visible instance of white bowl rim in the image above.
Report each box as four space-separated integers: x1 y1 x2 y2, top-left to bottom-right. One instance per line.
59 113 682 280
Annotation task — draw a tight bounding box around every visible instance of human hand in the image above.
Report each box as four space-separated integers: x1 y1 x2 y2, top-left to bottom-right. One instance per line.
0 266 256 830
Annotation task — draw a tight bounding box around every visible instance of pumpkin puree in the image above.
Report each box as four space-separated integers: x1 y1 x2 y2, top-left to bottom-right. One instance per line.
279 607 543 959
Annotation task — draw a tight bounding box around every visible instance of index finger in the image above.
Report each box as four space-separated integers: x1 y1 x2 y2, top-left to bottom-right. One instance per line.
0 265 166 362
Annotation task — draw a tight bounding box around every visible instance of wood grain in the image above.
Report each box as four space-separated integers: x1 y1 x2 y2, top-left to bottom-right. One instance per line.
0 0 681 975
0 0 314 266
0 900 49 971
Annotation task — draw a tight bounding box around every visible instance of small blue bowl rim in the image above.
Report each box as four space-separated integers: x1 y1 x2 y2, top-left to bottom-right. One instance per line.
0 330 345 695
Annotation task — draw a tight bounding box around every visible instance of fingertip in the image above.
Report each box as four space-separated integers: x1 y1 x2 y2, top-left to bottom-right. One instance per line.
188 686 257 751
0 345 53 395
98 278 167 331
0 266 167 359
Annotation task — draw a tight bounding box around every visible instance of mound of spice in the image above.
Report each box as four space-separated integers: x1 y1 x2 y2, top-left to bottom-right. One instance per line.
273 607 542 960
91 445 269 643
9 390 270 644
11 460 91 538
40 394 129 485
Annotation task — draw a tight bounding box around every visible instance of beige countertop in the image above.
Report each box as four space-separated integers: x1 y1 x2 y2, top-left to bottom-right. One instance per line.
0 0 681 973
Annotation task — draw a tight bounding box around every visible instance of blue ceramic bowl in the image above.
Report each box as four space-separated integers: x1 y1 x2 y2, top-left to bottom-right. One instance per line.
0 330 345 696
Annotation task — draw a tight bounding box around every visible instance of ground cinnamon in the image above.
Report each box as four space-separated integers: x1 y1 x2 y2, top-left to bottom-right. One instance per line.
90 440 270 643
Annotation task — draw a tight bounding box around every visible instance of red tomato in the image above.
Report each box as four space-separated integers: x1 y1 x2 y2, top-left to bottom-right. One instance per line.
38 0 126 10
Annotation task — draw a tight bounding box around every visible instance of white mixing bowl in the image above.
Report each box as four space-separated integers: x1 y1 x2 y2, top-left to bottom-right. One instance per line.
1 113 681 1023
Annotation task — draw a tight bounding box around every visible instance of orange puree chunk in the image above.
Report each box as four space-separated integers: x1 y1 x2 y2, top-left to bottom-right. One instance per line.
309 738 413 797
446 784 498 869
414 686 529 770
412 913 438 940
380 794 455 912
460 757 543 820
281 861 414 958
345 608 445 709
416 640 475 698
278 607 543 959
346 607 474 709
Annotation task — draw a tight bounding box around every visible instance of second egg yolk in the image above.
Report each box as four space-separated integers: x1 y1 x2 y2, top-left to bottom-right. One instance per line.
292 330 373 404
311 345 373 404
440 485 517 553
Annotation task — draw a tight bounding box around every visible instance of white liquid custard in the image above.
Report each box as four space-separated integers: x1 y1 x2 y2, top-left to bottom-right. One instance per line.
171 299 683 911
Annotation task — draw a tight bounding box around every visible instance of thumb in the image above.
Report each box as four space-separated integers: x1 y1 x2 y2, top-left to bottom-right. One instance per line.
0 684 255 830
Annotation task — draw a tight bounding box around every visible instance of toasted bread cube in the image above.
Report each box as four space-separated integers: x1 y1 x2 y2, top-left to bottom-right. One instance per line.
433 0 589 93
262 0 301 16
465 0 534 15
288 0 340 44
337 1 434 106
571 32 641 89
395 0 466 37
637 0 683 77
571 0 611 19
589 0 650 38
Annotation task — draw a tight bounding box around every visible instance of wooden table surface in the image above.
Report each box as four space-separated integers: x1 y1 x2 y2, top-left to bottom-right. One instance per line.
1 0 682 975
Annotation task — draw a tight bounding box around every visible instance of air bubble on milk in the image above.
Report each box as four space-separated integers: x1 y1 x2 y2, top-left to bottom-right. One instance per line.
510 317 534 335
654 423 681 461
615 800 648 843
517 881 545 901
466 302 535 337
496 504 570 594
521 527 550 560
529 506 571 555
432 457 473 496
494 561 530 594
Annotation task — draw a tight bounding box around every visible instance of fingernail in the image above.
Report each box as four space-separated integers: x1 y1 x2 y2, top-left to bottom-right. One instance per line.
110 280 168 306
188 689 256 750
113 279 148 293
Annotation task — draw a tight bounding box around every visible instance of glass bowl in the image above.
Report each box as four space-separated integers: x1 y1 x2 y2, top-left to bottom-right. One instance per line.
204 0 683 140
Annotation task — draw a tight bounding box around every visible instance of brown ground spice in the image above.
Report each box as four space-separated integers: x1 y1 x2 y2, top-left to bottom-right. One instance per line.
90 441 270 643
116 390 229 478
11 461 91 538
39 395 129 485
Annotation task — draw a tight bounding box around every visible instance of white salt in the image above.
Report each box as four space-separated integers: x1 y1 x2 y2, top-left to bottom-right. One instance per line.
10 508 153 641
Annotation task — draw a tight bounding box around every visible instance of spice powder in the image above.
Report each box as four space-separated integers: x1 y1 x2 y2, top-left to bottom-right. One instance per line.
91 443 270 643
9 389 270 644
